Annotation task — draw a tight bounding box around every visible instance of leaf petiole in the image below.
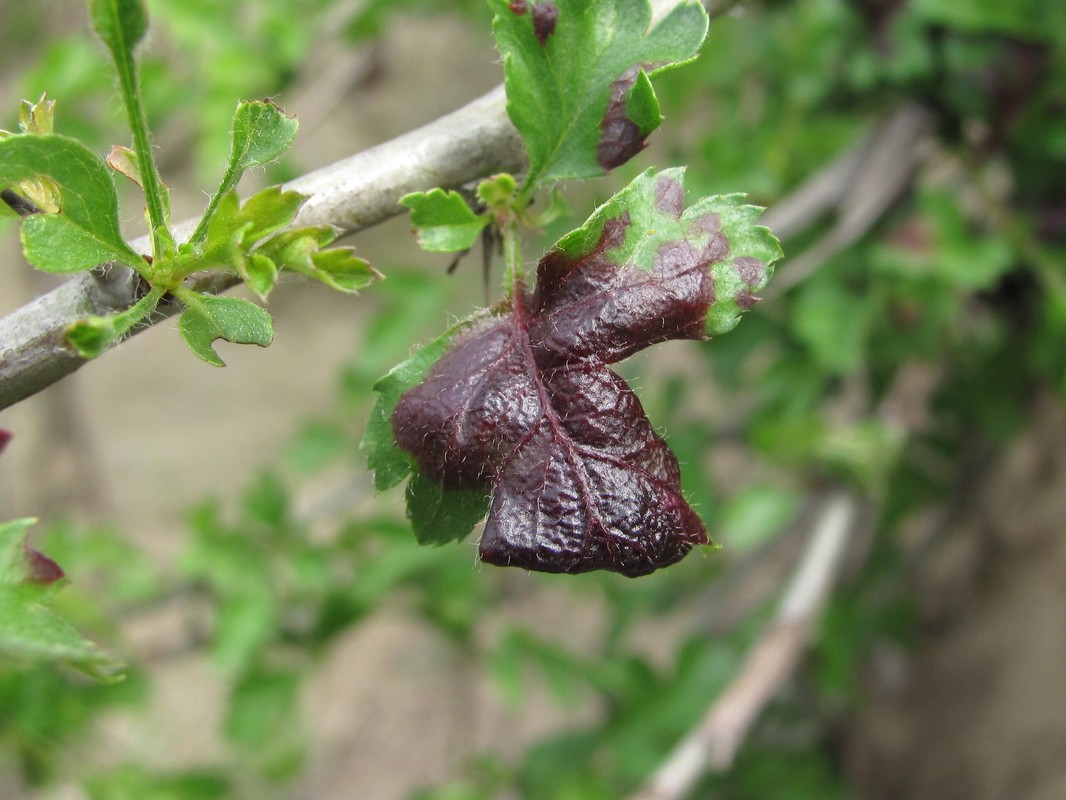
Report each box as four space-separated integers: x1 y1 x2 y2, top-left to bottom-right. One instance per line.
89 0 170 258
500 222 524 295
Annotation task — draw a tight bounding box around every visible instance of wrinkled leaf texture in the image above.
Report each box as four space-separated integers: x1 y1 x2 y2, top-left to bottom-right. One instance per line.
375 169 780 577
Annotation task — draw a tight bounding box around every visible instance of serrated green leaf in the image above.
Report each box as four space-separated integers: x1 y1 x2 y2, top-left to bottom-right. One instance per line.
308 247 377 292
0 518 124 681
0 134 143 272
190 101 299 246
228 100 299 175
405 471 491 545
490 0 708 187
258 225 380 293
362 307 498 491
400 188 490 252
178 294 274 367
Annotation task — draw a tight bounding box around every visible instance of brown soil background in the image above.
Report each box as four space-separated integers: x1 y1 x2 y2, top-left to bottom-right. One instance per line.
3 8 1066 800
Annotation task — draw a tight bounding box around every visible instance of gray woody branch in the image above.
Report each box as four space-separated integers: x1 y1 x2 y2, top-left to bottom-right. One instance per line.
0 86 524 411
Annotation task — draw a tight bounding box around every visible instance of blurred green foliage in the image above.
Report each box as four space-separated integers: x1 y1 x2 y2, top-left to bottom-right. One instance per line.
2 0 1066 797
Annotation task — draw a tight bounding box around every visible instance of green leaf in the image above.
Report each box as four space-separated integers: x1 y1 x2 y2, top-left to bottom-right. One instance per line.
86 765 231 800
257 225 380 293
89 0 149 55
0 518 124 681
792 279 870 374
190 101 299 246
239 186 306 243
241 253 279 301
19 94 56 135
719 485 798 553
105 145 142 187
177 294 274 367
400 188 490 252
490 0 708 188
224 668 301 749
227 100 299 175
362 307 498 491
0 134 143 271
405 471 491 545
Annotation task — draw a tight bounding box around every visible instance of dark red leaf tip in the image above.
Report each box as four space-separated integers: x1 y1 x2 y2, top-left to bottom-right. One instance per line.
0 429 10 456
736 291 760 310
531 2 559 46
24 546 65 584
597 67 646 171
508 0 528 14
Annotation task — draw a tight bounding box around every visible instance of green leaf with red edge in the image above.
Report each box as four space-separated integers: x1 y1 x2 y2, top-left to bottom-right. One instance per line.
400 188 490 253
0 518 125 681
490 0 708 188
367 168 781 576
0 134 144 272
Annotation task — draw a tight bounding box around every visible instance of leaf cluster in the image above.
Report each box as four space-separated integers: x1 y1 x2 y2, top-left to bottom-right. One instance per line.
0 0 378 367
375 0 782 575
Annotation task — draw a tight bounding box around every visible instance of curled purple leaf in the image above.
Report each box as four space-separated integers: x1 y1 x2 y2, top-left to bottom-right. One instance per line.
382 169 781 577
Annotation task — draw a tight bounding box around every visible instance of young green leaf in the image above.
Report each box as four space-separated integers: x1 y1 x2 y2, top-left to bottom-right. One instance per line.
190 100 300 246
0 518 124 681
491 0 708 189
106 145 143 187
177 293 274 367
18 94 56 135
0 134 144 272
89 0 148 55
257 225 380 294
400 188 490 252
65 284 167 358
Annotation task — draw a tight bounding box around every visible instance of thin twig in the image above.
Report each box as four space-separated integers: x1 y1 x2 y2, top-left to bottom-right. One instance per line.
763 104 931 300
630 491 858 800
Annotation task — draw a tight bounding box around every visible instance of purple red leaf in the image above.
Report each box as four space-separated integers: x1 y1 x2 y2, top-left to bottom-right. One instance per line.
384 169 781 577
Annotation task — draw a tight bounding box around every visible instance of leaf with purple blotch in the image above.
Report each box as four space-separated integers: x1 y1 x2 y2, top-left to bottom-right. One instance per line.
366 169 781 576
491 0 708 188
0 517 125 681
